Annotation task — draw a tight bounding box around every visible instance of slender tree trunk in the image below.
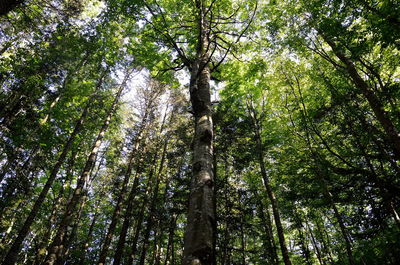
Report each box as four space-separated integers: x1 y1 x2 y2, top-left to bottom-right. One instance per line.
315 218 334 263
111 173 140 265
163 214 177 265
238 192 246 265
113 103 170 265
78 212 98 265
32 191 64 265
253 189 279 265
0 146 39 217
2 95 92 265
96 166 130 265
221 158 231 265
126 165 155 265
152 221 162 265
97 117 148 265
138 193 158 265
321 182 355 265
162 157 185 265
294 212 312 265
138 132 170 265
43 72 126 265
321 34 400 157
0 200 25 250
56 196 87 265
250 112 292 265
306 222 324 265
126 194 147 264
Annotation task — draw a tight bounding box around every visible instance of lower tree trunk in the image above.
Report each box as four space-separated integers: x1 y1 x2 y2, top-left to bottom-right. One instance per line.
183 57 215 265
239 194 246 265
96 154 135 265
315 218 334 263
246 99 292 265
306 222 324 265
139 139 169 265
253 189 279 265
111 174 140 265
164 214 177 265
97 110 148 265
325 188 355 265
1 101 90 265
254 128 292 265
127 163 156 264
44 85 124 265
78 212 98 265
294 211 312 265
56 198 86 265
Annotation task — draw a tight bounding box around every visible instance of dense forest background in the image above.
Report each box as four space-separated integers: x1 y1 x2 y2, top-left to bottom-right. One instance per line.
0 0 399 264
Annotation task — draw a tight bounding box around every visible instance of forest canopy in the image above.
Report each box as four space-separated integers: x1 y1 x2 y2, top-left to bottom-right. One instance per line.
0 0 399 264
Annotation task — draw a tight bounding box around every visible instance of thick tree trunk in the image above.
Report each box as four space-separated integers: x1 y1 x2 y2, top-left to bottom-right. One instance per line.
183 59 215 265
183 2 215 262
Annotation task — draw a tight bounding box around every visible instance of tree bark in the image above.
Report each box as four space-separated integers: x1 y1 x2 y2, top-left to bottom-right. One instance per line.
293 211 312 265
164 214 177 265
138 136 169 265
183 1 215 264
253 190 279 265
321 34 400 158
97 110 149 265
111 173 140 265
78 212 98 265
249 105 292 265
113 102 170 265
306 221 324 265
125 164 155 264
43 72 126 265
322 181 355 265
1 94 92 265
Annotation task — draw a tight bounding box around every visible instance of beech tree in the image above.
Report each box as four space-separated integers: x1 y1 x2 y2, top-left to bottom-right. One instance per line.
1 0 399 264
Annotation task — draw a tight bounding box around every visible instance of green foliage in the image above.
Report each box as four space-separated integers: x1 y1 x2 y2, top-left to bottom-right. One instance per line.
0 0 399 264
